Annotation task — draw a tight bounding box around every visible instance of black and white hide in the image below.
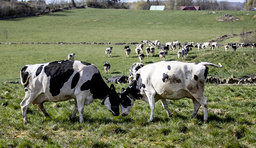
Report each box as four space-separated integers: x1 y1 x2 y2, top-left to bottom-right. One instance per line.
159 50 166 61
68 53 75 61
124 46 131 57
138 53 145 62
103 62 111 73
20 60 120 123
105 47 113 57
119 61 222 122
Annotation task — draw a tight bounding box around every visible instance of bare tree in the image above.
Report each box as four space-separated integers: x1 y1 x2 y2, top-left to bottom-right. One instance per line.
71 0 76 7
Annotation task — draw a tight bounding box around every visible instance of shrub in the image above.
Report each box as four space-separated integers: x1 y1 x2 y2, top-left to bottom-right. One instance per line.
134 0 149 10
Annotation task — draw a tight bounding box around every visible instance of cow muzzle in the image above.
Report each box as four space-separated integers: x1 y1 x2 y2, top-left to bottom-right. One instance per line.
122 113 128 116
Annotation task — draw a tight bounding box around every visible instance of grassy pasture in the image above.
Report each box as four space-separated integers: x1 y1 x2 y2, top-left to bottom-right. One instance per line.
0 8 256 147
0 8 256 43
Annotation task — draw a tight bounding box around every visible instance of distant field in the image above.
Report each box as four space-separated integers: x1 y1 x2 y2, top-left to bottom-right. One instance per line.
0 8 256 147
1 8 256 43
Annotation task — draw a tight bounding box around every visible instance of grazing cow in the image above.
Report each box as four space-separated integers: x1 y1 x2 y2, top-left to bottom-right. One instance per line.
119 61 222 122
145 47 150 57
224 45 229 52
103 62 111 73
159 50 166 60
251 43 256 49
138 53 145 62
228 43 238 51
105 47 113 57
20 60 120 123
150 46 155 56
177 45 190 59
135 44 143 55
195 42 202 51
68 53 75 61
210 44 216 50
173 40 181 49
203 42 210 48
211 42 218 49
152 40 160 46
124 46 131 57
128 63 144 83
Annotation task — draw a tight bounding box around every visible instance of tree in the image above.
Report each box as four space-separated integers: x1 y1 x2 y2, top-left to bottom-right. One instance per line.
244 0 256 10
71 0 76 7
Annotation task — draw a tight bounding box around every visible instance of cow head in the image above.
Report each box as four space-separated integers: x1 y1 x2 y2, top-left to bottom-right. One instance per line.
102 84 120 116
119 80 141 116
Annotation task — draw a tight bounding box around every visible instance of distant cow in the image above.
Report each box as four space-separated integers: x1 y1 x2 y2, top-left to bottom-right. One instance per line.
224 45 229 52
128 63 144 83
159 50 166 60
119 61 222 122
228 43 238 51
138 53 145 62
150 46 155 56
103 62 111 73
145 47 150 57
177 45 190 58
135 44 143 55
68 53 75 61
124 46 131 57
20 60 120 123
105 47 113 57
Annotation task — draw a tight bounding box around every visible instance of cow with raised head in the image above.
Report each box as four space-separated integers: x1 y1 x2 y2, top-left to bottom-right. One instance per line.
105 47 113 57
119 61 222 122
128 63 144 83
68 53 75 61
124 46 131 57
103 62 111 73
20 60 120 123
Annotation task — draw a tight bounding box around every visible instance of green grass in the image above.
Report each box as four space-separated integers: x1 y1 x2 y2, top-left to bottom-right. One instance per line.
0 84 255 147
0 8 256 147
1 9 256 43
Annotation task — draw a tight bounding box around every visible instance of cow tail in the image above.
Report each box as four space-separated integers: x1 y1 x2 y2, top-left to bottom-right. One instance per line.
199 62 222 68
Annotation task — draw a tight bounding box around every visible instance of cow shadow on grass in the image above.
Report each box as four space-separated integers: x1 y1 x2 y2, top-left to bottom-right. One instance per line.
111 71 121 74
195 114 236 123
69 115 135 124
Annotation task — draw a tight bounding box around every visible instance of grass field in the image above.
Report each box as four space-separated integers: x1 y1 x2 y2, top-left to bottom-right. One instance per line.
0 8 256 147
1 8 256 43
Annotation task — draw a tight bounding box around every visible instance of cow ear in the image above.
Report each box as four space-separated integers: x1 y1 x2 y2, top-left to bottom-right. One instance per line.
110 84 115 91
129 80 136 89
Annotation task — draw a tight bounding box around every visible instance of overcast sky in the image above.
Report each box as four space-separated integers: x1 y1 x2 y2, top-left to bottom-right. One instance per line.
17 0 246 4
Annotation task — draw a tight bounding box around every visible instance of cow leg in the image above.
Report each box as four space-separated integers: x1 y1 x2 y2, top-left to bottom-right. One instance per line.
76 96 86 123
190 98 201 119
146 92 155 122
20 93 34 123
71 99 78 120
37 103 50 117
160 99 172 118
194 96 208 122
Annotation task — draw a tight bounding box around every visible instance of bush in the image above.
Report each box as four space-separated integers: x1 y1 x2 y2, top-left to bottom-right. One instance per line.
86 1 106 8
134 0 149 10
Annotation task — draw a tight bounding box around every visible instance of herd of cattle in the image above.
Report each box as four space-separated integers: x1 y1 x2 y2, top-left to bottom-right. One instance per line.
105 40 256 63
24 39 256 124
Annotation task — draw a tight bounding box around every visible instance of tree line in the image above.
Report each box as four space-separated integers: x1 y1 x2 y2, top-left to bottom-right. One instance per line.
0 0 255 19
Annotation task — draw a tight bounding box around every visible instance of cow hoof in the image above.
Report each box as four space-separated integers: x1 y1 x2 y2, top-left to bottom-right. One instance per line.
147 118 153 122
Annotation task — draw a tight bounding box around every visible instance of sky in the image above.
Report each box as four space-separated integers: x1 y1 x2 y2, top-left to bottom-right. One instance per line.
17 0 246 4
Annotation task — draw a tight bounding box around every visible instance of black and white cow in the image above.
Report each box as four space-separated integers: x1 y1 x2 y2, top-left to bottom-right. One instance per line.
119 61 222 122
68 53 75 61
128 63 144 83
124 46 131 57
105 47 113 57
20 60 120 123
103 62 111 73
